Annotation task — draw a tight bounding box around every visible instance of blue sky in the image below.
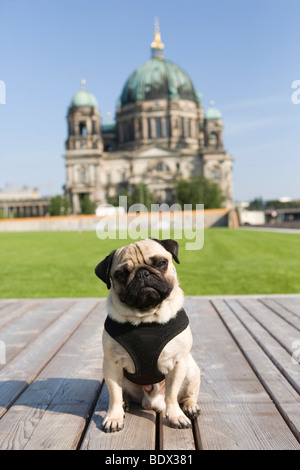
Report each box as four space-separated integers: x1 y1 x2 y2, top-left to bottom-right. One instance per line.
0 0 300 202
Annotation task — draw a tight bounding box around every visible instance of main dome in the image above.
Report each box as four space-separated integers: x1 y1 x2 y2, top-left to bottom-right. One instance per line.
120 21 200 106
120 58 199 105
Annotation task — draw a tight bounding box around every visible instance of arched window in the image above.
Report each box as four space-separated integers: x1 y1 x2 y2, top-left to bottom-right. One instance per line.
155 118 162 138
147 118 152 138
92 121 97 135
124 122 134 142
181 117 184 137
165 117 171 137
80 168 86 182
208 132 218 148
128 121 134 141
156 161 163 171
187 119 192 138
211 167 220 179
79 122 87 136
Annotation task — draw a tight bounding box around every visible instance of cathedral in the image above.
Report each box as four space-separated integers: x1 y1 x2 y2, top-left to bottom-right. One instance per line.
64 22 233 214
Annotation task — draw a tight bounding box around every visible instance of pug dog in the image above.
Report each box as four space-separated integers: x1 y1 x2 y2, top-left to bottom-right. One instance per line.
95 238 200 433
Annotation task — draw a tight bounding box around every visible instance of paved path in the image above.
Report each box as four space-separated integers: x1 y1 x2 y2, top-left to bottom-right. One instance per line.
238 226 300 234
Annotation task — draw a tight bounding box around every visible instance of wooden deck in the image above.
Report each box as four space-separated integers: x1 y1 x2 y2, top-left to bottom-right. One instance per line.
0 295 299 451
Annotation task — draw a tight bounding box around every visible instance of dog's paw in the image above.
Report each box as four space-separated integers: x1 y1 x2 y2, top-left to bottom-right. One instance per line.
182 402 201 419
166 407 192 429
102 413 124 433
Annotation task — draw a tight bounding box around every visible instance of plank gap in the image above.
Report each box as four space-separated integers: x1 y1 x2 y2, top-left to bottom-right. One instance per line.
192 418 202 450
0 300 42 331
155 412 163 450
274 298 300 319
212 300 300 445
76 379 105 450
224 300 300 395
259 299 300 333
235 299 294 357
0 299 101 419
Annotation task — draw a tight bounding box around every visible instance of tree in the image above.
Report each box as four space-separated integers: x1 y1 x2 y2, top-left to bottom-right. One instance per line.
108 184 156 211
129 183 156 210
48 195 70 216
80 194 96 214
248 198 265 210
107 188 128 207
175 176 224 209
265 199 300 209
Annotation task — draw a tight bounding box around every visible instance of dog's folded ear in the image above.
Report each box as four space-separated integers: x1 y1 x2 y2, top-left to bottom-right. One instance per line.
151 238 180 264
95 250 116 289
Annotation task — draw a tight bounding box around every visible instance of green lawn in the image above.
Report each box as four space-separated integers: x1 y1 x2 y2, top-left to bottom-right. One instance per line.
0 229 300 298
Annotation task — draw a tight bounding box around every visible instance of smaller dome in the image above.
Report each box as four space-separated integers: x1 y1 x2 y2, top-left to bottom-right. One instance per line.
101 120 116 133
71 89 98 108
205 103 222 120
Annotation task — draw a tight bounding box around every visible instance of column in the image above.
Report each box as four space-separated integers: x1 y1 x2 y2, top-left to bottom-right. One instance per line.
72 193 80 214
151 118 156 138
142 117 147 140
134 118 139 141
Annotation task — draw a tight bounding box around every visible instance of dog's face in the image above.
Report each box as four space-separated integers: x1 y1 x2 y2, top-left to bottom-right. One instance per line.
95 239 180 313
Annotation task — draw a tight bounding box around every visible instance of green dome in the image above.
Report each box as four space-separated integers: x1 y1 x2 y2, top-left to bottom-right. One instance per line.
101 120 116 133
71 89 98 108
120 58 199 105
205 106 222 120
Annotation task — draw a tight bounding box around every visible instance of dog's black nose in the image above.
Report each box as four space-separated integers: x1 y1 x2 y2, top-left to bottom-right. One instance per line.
136 268 150 280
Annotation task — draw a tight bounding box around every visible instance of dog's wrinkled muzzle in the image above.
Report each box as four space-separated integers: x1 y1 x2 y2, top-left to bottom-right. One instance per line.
120 267 172 311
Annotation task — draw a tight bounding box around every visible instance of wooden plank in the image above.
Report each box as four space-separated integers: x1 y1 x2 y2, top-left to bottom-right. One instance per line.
0 298 74 369
80 382 156 450
0 303 104 450
185 298 300 450
0 301 24 317
0 299 42 331
260 298 300 331
0 298 100 418
239 298 300 355
0 302 105 450
275 298 300 319
160 300 198 450
0 301 12 311
213 299 300 445
225 299 300 394
161 416 195 450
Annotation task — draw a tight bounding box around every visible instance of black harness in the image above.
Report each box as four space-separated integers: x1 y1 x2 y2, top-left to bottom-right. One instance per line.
104 308 189 385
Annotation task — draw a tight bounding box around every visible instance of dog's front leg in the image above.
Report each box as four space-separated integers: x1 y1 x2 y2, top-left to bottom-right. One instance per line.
102 357 125 433
165 357 191 429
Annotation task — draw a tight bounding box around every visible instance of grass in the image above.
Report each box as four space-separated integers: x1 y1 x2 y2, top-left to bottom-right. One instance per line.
0 228 300 298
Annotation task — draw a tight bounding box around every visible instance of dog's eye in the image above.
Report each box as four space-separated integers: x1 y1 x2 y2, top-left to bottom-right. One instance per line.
114 269 129 281
156 259 168 268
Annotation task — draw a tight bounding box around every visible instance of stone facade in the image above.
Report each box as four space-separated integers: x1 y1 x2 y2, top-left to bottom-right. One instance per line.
64 24 233 214
0 188 49 218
